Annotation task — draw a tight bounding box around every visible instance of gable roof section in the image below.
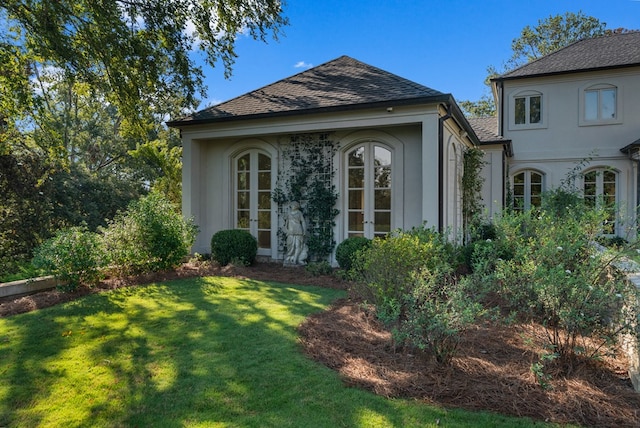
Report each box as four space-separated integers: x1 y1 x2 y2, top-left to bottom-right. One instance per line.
168 55 449 126
494 32 640 81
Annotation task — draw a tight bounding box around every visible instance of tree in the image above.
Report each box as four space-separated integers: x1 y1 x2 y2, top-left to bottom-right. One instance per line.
1 0 288 138
459 95 495 118
461 12 609 118
506 11 607 70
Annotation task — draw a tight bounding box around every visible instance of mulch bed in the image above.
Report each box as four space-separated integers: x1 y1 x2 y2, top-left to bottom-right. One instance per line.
2 262 639 426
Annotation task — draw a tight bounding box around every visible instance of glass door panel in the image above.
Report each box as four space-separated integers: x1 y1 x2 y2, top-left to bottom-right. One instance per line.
346 144 392 239
235 151 272 252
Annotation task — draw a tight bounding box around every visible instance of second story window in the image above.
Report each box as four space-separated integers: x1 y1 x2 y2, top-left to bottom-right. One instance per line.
580 83 621 126
515 94 541 125
509 90 545 130
585 85 616 121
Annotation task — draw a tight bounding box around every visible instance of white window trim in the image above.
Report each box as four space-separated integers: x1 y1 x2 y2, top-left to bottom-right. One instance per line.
511 169 545 211
579 82 623 126
508 89 547 131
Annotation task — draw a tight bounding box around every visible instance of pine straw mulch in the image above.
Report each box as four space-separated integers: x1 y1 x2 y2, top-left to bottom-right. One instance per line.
298 298 640 427
2 262 639 426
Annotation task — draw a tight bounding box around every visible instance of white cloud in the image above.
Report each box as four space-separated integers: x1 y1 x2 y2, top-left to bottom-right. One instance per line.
294 61 313 69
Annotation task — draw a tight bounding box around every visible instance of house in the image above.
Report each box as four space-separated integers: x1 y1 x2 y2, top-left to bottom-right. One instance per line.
483 31 640 237
167 56 478 261
168 32 640 262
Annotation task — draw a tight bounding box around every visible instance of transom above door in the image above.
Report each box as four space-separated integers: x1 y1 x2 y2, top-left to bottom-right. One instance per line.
346 142 392 239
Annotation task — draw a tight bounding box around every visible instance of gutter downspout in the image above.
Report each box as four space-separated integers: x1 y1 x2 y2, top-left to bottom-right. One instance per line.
438 104 452 233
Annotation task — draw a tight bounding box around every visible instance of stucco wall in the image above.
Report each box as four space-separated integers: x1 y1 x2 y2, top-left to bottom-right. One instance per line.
180 104 475 259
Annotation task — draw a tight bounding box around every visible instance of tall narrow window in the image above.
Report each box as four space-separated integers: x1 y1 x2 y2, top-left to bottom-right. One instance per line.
584 169 617 234
346 143 392 239
235 151 272 251
512 170 543 212
585 85 617 121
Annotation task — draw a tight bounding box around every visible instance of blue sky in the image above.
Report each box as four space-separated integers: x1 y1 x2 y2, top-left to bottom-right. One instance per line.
197 0 640 110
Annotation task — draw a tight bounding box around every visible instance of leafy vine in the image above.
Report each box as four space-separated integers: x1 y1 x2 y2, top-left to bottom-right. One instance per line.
273 133 339 261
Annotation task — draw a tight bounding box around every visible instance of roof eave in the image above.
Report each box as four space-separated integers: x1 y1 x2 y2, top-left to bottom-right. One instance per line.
491 62 640 83
166 94 453 128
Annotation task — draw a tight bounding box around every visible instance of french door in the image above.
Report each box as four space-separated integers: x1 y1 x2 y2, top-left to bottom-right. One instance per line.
235 151 272 253
346 143 392 238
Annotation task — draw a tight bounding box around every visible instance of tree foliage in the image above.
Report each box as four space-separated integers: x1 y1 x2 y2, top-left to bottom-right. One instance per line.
506 11 607 70
1 0 288 137
0 1 287 276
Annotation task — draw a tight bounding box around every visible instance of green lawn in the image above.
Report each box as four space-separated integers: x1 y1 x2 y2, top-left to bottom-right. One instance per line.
0 276 550 427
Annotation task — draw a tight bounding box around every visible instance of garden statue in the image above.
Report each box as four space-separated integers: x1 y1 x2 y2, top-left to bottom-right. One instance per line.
284 201 308 265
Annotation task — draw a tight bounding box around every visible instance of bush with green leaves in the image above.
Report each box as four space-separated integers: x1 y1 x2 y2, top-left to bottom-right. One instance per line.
491 201 639 365
211 229 258 266
32 226 106 290
351 226 481 363
335 236 371 271
102 192 197 275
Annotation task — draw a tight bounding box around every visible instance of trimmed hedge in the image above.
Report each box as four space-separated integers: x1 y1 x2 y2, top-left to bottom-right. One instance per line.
335 236 371 271
211 229 258 266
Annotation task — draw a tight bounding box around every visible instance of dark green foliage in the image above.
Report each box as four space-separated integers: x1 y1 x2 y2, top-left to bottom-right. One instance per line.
211 229 258 266
305 261 333 277
102 192 197 275
335 236 371 271
32 226 106 290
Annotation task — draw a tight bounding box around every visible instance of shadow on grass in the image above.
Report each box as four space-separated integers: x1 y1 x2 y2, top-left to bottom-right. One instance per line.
0 276 541 427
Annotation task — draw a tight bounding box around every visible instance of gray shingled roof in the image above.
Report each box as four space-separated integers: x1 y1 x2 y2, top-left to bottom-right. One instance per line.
467 117 505 143
168 56 448 126
495 32 640 80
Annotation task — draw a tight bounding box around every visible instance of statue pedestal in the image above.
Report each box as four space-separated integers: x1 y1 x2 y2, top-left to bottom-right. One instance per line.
283 261 305 268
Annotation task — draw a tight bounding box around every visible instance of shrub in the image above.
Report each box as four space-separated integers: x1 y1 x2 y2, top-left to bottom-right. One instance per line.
211 229 257 266
32 226 106 290
492 205 639 364
305 260 333 277
335 236 371 271
102 192 197 275
351 226 481 363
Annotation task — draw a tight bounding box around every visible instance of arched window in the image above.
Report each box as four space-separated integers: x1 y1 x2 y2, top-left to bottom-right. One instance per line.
583 168 617 234
234 150 272 251
512 170 544 212
346 142 392 239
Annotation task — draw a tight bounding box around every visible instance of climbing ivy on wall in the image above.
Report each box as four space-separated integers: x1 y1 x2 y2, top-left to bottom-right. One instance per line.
273 133 339 261
461 147 487 239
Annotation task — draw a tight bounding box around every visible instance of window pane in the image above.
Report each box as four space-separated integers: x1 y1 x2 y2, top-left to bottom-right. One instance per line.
237 191 249 210
529 96 541 123
258 191 271 209
257 231 270 249
237 172 249 190
349 167 364 188
348 212 364 232
531 172 542 185
237 154 250 171
515 97 526 124
374 212 391 233
349 189 364 210
237 211 250 229
585 91 598 121
375 166 391 188
348 147 364 166
258 172 270 190
375 189 391 210
601 89 616 119
258 210 270 229
374 146 391 167
258 153 271 170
